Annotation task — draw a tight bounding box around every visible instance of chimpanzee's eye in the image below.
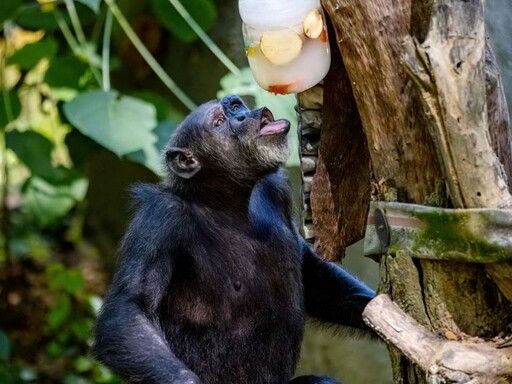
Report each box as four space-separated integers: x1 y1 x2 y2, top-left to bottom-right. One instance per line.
232 104 240 112
213 117 225 127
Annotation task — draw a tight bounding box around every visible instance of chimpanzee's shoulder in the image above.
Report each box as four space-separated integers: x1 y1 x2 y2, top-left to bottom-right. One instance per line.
128 183 184 220
258 167 292 196
251 167 294 224
130 182 179 202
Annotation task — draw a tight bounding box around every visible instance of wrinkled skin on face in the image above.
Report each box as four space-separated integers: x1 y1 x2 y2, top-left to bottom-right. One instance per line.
165 95 291 183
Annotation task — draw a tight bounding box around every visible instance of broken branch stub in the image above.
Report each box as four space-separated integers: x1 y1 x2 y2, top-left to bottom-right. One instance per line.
363 294 512 384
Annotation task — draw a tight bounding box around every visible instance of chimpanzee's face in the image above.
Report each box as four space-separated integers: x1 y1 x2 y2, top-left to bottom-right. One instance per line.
166 95 291 180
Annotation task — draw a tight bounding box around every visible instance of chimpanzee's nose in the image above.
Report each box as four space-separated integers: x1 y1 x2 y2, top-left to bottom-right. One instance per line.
220 95 249 122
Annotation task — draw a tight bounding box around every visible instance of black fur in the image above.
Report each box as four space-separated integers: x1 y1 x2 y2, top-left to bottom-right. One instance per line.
92 96 375 384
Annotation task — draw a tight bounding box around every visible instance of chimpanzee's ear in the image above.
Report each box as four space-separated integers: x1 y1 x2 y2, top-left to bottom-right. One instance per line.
165 147 201 179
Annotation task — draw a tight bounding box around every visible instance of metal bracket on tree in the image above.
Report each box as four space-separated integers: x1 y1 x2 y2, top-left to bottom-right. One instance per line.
364 201 512 263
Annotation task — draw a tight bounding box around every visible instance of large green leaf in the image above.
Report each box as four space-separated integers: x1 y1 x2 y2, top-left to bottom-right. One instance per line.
154 118 179 151
130 91 185 123
17 3 95 31
217 67 299 167
0 0 22 25
45 55 88 90
7 130 83 184
23 176 88 227
65 129 102 168
8 38 58 69
63 90 158 156
6 130 54 178
126 143 163 175
123 92 183 174
150 0 217 42
0 91 22 129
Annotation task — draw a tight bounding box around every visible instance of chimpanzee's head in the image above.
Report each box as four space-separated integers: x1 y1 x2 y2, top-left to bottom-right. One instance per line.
164 95 291 183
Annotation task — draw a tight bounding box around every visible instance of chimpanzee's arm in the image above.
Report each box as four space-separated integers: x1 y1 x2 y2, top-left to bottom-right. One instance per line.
300 238 375 331
92 185 201 384
256 169 375 330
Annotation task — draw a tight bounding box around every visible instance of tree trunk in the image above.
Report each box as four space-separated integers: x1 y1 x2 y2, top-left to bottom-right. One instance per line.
319 0 512 382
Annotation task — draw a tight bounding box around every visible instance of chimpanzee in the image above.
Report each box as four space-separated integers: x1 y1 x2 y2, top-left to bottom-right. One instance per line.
92 95 375 384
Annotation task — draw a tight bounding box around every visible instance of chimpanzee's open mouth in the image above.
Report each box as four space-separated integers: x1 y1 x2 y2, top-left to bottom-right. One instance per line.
259 108 290 136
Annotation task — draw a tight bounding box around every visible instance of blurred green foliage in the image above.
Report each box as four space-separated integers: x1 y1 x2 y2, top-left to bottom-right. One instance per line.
0 0 298 382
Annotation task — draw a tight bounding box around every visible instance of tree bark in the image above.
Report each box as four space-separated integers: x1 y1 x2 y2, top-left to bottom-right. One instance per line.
321 0 512 382
309 20 371 261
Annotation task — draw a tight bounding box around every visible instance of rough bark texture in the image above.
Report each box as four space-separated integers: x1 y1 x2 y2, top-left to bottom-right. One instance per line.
309 23 371 261
402 3 512 209
321 0 443 204
402 0 512 301
321 0 512 382
486 40 512 191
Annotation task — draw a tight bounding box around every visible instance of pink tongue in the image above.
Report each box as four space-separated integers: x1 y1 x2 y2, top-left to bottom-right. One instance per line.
260 120 288 135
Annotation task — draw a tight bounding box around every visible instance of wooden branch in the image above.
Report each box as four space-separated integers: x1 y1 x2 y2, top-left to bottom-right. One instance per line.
363 294 512 384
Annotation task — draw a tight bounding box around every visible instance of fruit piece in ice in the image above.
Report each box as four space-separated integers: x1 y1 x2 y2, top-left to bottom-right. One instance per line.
245 45 259 57
268 83 293 95
260 29 303 66
303 9 324 39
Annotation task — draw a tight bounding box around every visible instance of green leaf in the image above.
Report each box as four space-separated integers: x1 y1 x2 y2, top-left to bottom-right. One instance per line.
47 295 72 330
125 143 163 175
23 176 88 227
47 264 85 295
7 130 84 184
8 38 58 69
17 3 95 31
65 129 103 168
47 340 64 358
74 356 94 372
154 118 179 151
0 91 22 129
130 91 185 123
71 318 92 341
6 130 54 178
0 0 22 25
45 55 88 90
86 294 103 316
92 364 117 383
64 90 158 156
0 329 11 362
150 0 217 42
217 67 300 167
76 0 101 14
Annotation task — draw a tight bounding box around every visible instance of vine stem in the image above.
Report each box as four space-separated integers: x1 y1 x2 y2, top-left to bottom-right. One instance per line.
64 0 87 46
104 0 197 111
0 38 13 265
54 9 80 54
102 9 113 92
167 0 240 75
54 9 102 85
